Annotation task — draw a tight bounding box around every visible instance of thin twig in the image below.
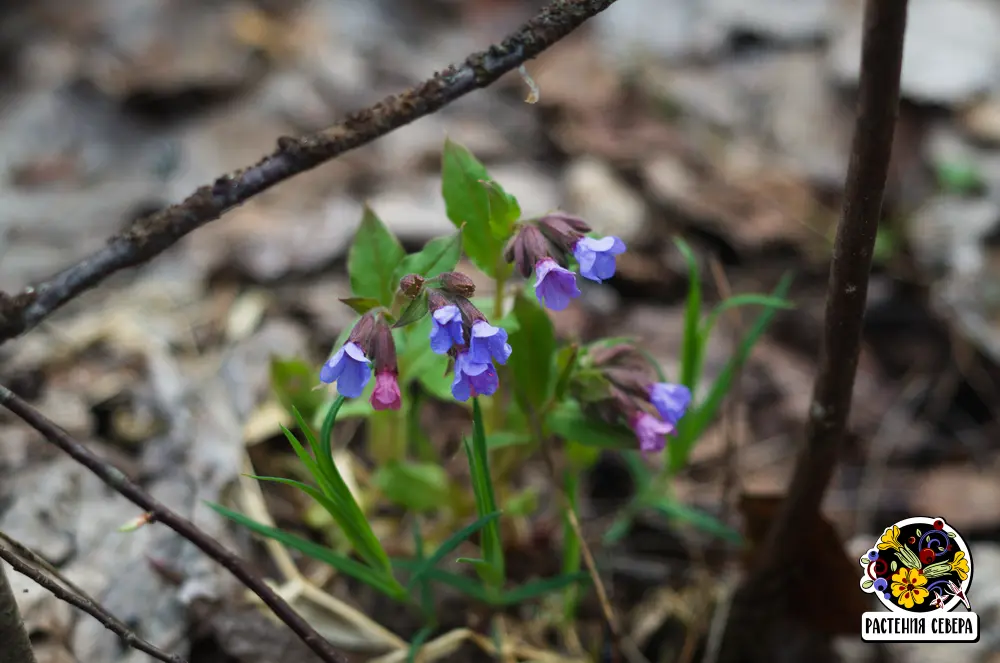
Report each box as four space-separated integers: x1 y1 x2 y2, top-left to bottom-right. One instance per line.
0 0 619 347
0 537 187 663
0 384 348 663
716 0 909 659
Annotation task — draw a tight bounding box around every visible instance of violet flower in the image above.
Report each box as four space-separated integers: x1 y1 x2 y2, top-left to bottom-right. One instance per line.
648 382 692 427
320 341 372 398
574 236 626 283
469 320 512 366
630 411 674 454
534 257 581 311
429 304 464 354
371 370 402 410
451 351 499 401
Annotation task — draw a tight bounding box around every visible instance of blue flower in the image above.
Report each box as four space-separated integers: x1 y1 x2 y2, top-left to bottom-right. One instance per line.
429 304 464 354
320 341 372 398
534 258 581 311
574 236 626 283
469 320 512 366
648 382 692 427
451 351 499 401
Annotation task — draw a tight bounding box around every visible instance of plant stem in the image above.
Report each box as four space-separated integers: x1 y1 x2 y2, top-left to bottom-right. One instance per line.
0 563 37 663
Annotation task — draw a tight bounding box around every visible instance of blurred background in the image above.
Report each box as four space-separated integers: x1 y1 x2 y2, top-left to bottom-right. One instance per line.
0 0 998 661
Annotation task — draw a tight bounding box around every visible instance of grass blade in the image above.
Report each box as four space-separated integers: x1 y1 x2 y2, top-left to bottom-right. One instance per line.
699 294 794 348
674 237 703 392
500 572 590 605
668 272 794 471
209 502 405 599
406 511 502 592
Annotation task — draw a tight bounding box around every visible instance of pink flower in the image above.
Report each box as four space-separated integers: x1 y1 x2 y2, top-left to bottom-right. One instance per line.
371 370 401 410
630 412 674 453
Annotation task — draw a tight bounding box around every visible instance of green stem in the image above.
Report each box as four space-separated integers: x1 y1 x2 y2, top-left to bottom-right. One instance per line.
369 407 407 464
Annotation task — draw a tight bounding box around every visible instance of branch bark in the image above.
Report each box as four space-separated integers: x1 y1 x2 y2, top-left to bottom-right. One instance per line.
716 0 909 660
0 0 619 347
0 563 37 663
0 384 346 663
0 535 186 663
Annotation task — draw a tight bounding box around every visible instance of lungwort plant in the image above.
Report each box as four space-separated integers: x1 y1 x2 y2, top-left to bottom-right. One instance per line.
211 138 793 652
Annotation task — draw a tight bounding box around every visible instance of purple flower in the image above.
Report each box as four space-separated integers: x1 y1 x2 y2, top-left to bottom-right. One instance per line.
451 352 499 401
430 304 464 354
469 321 512 366
371 370 402 411
630 412 674 454
320 342 372 398
648 382 692 427
574 236 626 283
534 258 581 311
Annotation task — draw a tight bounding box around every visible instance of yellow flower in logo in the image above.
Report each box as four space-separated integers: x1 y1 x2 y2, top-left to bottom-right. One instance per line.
950 552 970 581
878 525 902 551
891 567 929 609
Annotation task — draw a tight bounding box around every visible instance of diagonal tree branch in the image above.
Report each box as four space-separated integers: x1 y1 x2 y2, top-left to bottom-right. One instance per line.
0 383 347 663
0 0 619 346
0 534 187 663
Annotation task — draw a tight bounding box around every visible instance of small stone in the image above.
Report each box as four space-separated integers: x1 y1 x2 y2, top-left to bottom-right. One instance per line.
563 158 646 245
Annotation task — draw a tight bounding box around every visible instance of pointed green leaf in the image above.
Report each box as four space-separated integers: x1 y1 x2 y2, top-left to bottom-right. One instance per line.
508 293 556 409
500 573 590 605
393 229 464 283
546 399 635 450
208 502 406 599
668 272 794 471
339 297 383 315
480 179 520 240
674 237 703 392
649 498 742 543
406 511 502 592
699 294 794 347
441 139 503 277
394 291 430 328
348 205 406 306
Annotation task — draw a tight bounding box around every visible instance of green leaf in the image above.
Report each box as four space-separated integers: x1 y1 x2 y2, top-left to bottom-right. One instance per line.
208 502 406 600
891 560 898 572
485 431 532 449
935 160 985 195
481 179 520 240
668 272 794 472
552 345 580 403
649 498 742 543
392 561 494 603
270 356 324 421
394 291 430 328
339 297 383 315
862 579 874 590
508 293 557 409
674 237 703 392
500 573 590 605
406 511 502 592
407 625 434 663
394 229 464 283
372 461 452 512
699 294 795 346
546 399 635 450
348 205 406 306
441 139 503 277
464 399 504 589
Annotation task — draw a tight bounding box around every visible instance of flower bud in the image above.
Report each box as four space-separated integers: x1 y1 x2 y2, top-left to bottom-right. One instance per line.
399 273 425 298
504 224 560 278
454 296 487 325
347 311 379 354
427 289 451 312
371 316 398 374
538 212 591 252
438 271 476 298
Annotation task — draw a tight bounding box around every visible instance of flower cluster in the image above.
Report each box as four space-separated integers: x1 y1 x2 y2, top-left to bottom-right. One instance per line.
320 310 401 410
580 343 692 453
320 270 513 407
504 212 626 311
427 284 512 402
